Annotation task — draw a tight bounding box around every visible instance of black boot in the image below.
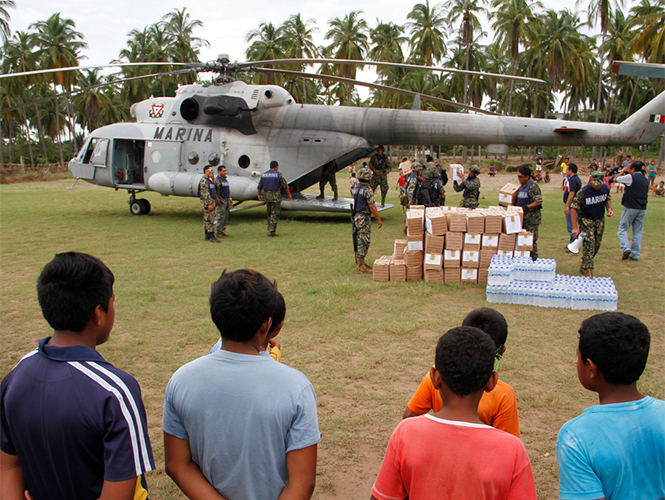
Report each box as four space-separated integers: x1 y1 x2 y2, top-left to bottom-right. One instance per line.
207 232 221 243
204 230 210 240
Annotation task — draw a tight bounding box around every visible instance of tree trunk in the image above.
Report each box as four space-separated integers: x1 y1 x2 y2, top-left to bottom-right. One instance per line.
52 80 64 166
659 134 664 168
8 118 13 163
462 146 468 165
65 88 78 153
20 107 35 166
593 31 607 162
34 103 49 162
0 119 4 166
626 77 640 117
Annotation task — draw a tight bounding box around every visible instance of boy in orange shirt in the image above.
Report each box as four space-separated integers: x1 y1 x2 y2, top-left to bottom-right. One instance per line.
372 326 536 500
402 308 520 436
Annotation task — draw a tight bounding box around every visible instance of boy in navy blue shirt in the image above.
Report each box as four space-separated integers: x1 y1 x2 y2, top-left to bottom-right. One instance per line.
557 312 664 500
0 252 154 500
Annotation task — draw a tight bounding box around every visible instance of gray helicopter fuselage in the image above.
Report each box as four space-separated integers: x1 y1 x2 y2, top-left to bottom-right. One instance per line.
69 81 665 203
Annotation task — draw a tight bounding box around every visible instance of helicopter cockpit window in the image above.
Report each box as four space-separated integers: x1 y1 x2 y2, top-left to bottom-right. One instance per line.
188 152 199 165
208 153 220 166
238 155 250 169
90 139 109 167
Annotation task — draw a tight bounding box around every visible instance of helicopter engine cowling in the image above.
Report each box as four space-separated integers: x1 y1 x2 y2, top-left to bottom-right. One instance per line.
146 171 203 197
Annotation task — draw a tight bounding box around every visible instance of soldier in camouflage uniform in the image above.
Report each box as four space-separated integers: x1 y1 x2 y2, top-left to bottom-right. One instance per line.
215 165 233 238
453 165 481 208
570 171 613 278
515 166 543 260
316 163 338 201
406 161 425 206
199 164 221 243
353 167 383 272
414 164 445 206
369 145 393 207
258 160 292 237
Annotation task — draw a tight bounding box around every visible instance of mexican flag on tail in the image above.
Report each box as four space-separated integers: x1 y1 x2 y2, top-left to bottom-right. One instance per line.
650 114 665 123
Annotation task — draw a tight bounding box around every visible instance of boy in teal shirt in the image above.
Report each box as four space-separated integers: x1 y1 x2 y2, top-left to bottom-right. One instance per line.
557 312 665 500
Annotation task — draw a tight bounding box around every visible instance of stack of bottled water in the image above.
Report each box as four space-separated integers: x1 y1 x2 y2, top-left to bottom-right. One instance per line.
487 255 556 285
486 256 618 310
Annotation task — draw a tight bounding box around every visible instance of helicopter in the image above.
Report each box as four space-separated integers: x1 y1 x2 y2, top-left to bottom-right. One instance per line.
3 57 664 215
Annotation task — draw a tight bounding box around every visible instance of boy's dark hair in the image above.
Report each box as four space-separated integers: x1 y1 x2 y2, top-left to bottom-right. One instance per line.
578 312 650 385
37 252 115 333
630 161 645 172
270 160 278 169
518 166 532 178
435 326 495 397
268 292 286 335
210 269 278 342
351 172 356 177
203 164 213 172
567 163 578 174
462 308 508 349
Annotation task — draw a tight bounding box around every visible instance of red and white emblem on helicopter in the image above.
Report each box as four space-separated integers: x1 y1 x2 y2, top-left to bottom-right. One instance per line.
149 104 165 118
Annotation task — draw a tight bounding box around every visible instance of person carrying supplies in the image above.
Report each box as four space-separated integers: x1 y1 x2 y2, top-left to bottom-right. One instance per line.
453 165 481 208
413 163 445 207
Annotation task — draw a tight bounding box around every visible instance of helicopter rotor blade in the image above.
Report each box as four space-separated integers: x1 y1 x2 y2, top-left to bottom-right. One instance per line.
254 67 499 115
0 62 202 80
240 58 547 84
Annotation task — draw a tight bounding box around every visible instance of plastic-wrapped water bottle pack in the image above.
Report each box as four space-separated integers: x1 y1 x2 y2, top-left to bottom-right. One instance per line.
486 256 618 310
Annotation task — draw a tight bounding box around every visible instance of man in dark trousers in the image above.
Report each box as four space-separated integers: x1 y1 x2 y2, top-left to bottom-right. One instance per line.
215 166 233 238
564 163 582 245
615 161 649 261
258 161 292 237
515 166 543 260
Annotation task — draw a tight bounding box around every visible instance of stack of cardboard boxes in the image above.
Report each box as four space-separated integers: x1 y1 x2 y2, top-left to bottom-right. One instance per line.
373 204 534 284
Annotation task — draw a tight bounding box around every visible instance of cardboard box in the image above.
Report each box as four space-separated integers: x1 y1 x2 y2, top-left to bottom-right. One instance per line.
410 205 426 210
424 268 444 283
464 233 481 252
424 253 443 271
425 234 444 254
514 250 531 258
403 250 423 267
503 214 522 235
447 212 467 232
498 233 517 252
389 259 407 281
406 234 424 252
450 164 465 182
466 213 486 234
443 249 461 268
462 250 480 268
425 212 448 235
484 214 504 234
482 234 499 249
497 250 513 258
445 232 464 250
444 267 461 283
393 239 407 258
461 268 478 283
478 268 489 285
506 206 523 227
516 231 534 250
406 210 424 236
499 183 520 206
372 257 391 281
406 265 422 281
480 249 498 269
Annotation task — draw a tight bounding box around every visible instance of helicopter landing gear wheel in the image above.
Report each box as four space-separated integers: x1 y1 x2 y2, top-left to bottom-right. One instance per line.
139 199 151 214
130 200 145 215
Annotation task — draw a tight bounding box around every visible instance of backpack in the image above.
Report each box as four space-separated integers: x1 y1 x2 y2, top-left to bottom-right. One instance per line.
415 179 442 207
439 166 448 185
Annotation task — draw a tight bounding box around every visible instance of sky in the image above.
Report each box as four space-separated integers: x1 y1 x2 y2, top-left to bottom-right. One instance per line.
6 0 636 102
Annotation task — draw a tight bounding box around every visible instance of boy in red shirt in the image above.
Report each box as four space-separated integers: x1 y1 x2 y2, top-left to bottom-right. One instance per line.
372 326 536 500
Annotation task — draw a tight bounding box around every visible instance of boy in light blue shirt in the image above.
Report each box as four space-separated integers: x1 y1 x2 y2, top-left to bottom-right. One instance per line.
557 312 665 500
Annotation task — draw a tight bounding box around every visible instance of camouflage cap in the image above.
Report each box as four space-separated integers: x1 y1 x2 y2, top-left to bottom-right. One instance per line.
424 164 439 179
469 165 481 175
590 170 604 187
357 166 373 181
412 160 424 171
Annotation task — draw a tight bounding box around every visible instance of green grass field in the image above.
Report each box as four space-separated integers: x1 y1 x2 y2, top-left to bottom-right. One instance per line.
1 172 663 499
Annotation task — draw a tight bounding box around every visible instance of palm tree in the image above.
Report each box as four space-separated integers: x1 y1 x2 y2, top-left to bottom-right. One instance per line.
74 69 113 134
163 8 208 85
446 0 488 106
282 14 319 102
325 11 369 105
405 1 447 67
0 0 15 43
146 22 175 96
246 22 288 85
491 0 542 115
117 28 154 106
369 21 407 65
30 13 87 165
627 0 665 65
